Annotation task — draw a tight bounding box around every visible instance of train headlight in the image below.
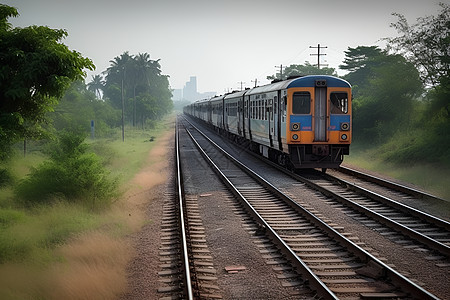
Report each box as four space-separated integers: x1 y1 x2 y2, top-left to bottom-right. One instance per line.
340 122 350 131
291 122 300 131
292 134 299 140
341 134 348 141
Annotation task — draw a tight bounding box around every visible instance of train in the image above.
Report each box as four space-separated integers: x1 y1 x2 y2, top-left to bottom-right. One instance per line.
184 75 352 171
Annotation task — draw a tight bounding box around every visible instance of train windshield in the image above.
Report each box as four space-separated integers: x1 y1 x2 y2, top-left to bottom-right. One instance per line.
292 92 310 114
330 92 348 114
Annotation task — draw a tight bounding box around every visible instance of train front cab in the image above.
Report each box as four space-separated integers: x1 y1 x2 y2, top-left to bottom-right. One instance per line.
286 77 351 169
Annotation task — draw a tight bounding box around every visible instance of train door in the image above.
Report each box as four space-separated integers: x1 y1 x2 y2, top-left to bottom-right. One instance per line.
238 98 243 135
243 97 248 139
225 102 229 131
274 92 280 150
314 81 327 142
268 98 274 148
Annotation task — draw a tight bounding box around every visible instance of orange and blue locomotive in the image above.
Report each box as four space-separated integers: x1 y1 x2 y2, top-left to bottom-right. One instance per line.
184 75 351 170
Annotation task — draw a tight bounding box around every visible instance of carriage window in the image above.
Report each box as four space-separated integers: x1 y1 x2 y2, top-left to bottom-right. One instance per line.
330 92 348 114
251 100 255 119
292 92 311 114
258 100 261 120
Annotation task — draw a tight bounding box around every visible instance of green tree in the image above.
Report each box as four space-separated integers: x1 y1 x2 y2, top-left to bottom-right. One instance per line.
384 3 450 164
103 52 133 109
87 75 105 99
0 4 94 160
386 3 449 87
339 46 384 96
267 62 336 81
51 81 121 137
340 48 423 143
103 51 173 129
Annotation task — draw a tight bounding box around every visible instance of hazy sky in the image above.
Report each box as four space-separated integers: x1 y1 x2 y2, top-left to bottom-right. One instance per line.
3 0 444 94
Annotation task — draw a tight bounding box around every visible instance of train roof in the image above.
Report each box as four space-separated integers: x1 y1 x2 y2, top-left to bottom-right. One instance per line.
210 95 224 102
224 90 248 99
245 75 351 95
189 76 351 106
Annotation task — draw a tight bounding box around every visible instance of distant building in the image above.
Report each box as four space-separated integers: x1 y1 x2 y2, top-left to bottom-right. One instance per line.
183 76 198 102
172 76 216 102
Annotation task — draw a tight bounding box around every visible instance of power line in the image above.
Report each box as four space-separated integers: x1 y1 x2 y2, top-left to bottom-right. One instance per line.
310 44 328 69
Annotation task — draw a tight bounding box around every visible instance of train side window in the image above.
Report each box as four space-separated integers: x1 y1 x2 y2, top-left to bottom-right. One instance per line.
330 92 348 114
251 100 255 119
274 96 278 116
258 100 261 120
292 92 311 114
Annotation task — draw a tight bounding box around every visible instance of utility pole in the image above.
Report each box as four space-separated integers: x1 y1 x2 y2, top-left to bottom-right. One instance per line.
309 44 328 69
275 64 284 80
237 81 245 91
251 78 258 87
121 71 125 142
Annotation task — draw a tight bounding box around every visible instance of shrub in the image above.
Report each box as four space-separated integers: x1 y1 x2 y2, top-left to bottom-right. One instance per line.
0 168 13 188
15 130 118 209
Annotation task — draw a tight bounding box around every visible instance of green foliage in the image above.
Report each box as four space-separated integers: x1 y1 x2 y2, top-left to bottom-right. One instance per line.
0 203 99 263
50 81 121 137
0 4 94 161
386 3 449 87
342 47 423 144
102 51 173 127
339 46 384 96
44 129 88 161
0 168 13 188
342 4 449 166
87 74 105 99
267 62 336 80
15 130 118 208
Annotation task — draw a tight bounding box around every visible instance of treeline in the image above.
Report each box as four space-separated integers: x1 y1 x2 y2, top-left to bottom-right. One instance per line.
342 3 449 165
0 4 173 207
269 4 449 165
54 51 174 138
97 51 173 129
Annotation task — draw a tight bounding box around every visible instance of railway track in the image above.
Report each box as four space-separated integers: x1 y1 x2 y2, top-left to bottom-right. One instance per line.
184 116 450 259
158 119 222 299
336 166 447 204
157 119 195 299
180 116 440 300
295 170 450 258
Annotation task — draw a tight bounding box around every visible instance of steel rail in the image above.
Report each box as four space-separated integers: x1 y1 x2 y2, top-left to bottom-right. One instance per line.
184 115 450 256
181 117 440 300
324 172 450 252
182 123 339 300
306 175 450 258
176 118 194 300
338 166 447 202
328 173 450 230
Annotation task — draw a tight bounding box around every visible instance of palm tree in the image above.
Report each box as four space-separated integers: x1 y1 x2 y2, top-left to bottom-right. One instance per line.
104 51 133 85
104 51 133 141
87 74 104 99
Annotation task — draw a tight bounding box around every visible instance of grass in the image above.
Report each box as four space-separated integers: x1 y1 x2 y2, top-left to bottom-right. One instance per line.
91 120 171 185
0 115 175 299
344 143 450 200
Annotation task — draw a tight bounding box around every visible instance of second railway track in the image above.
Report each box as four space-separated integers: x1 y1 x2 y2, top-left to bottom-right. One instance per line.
178 116 444 299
